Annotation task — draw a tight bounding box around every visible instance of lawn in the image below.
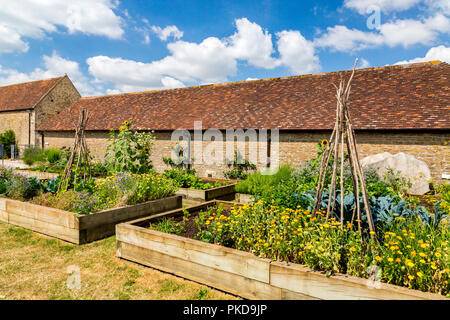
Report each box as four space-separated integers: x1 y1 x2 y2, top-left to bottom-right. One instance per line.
0 222 236 300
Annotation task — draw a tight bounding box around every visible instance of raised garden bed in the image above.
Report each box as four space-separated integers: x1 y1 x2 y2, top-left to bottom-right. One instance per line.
0 195 182 244
176 179 236 201
116 200 445 300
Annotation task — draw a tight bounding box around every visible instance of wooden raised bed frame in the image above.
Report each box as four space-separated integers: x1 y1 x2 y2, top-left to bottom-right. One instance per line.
0 195 182 244
176 179 236 201
116 200 446 300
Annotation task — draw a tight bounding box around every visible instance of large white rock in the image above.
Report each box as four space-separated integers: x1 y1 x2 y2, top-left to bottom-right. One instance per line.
361 152 431 195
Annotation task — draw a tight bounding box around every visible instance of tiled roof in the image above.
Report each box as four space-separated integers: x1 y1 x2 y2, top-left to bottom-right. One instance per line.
0 76 65 112
39 61 450 131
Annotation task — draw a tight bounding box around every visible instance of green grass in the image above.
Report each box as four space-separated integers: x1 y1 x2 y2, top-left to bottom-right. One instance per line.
0 222 237 300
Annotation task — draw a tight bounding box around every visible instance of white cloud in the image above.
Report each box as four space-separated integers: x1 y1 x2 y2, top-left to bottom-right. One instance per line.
344 0 421 14
314 13 450 51
0 25 29 53
0 0 124 53
151 25 183 41
0 52 97 95
426 0 450 15
379 14 450 47
395 45 450 64
226 18 278 68
276 30 320 74
87 18 321 93
358 58 371 68
314 25 383 51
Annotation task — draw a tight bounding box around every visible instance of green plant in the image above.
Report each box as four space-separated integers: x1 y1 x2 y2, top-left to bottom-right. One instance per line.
435 183 450 215
93 172 178 210
195 202 449 295
235 164 294 195
149 217 185 235
105 121 155 174
5 174 41 200
223 150 257 180
0 130 16 158
32 190 97 215
43 148 62 164
22 147 46 165
163 168 224 190
124 173 178 205
382 168 412 197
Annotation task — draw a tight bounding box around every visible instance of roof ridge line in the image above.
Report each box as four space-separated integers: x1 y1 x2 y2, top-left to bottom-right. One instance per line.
0 75 65 89
80 60 445 99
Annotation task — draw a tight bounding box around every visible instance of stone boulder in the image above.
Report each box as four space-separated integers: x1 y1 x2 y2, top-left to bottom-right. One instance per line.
360 152 431 195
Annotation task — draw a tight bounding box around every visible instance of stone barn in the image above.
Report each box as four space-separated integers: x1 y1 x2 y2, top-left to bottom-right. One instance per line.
0 75 80 149
38 61 449 183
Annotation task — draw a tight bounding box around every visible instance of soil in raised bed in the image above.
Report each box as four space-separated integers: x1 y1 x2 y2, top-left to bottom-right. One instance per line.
148 206 232 240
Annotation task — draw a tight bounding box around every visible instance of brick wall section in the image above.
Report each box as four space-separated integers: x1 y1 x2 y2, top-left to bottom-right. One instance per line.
42 130 450 183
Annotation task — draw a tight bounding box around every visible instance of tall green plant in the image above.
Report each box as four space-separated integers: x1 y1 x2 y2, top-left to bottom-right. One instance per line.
105 121 155 174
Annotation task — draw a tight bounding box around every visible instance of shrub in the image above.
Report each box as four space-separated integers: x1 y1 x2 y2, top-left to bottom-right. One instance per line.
44 148 62 164
23 147 46 165
5 174 41 200
0 130 16 158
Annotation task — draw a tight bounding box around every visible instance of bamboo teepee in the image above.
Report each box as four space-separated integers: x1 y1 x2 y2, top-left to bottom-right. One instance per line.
311 59 376 237
58 109 91 192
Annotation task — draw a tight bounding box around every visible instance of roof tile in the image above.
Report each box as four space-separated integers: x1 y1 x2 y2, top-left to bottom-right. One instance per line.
39 62 449 131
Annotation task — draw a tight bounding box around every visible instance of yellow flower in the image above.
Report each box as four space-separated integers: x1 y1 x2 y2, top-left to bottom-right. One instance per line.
396 258 402 263
407 262 414 267
420 259 426 264
388 257 394 262
375 256 382 261
408 275 415 280
321 139 328 147
417 272 423 277
419 252 427 258
350 247 356 252
370 231 376 235
435 252 441 258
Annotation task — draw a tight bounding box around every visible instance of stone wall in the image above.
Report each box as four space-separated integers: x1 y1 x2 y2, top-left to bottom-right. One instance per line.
0 110 32 146
42 130 450 183
278 131 449 183
34 75 81 146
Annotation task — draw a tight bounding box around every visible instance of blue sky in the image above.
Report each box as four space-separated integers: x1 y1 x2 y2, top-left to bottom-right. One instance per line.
0 0 448 96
